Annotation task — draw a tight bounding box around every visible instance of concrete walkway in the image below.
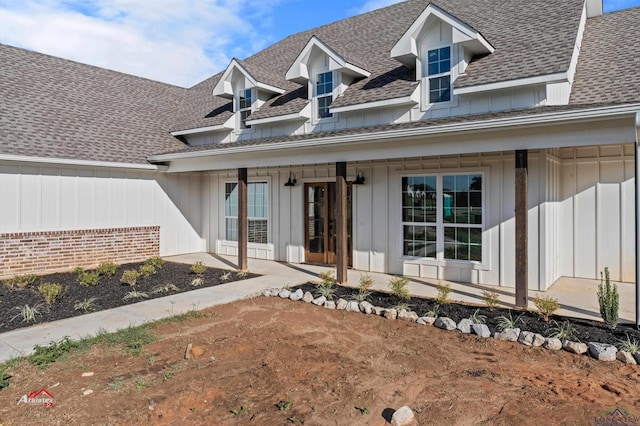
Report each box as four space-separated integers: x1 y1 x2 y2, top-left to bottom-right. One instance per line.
0 252 636 362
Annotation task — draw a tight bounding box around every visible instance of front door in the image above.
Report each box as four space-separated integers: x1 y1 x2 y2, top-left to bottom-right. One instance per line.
304 182 352 265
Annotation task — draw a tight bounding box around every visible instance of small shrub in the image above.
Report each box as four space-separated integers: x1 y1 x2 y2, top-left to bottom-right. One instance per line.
191 261 207 275
435 282 452 304
120 270 139 287
74 297 99 313
316 284 336 300
152 283 180 294
3 274 37 290
352 291 370 303
230 406 248 416
236 271 248 279
318 270 335 287
78 271 100 287
392 302 411 312
145 257 165 269
0 366 10 390
424 304 440 318
38 283 63 304
597 267 619 329
123 290 149 301
10 303 47 323
481 290 500 310
276 399 293 412
547 319 577 341
496 310 524 331
72 267 84 276
191 277 204 287
616 334 640 353
533 295 559 322
359 273 374 292
388 276 410 300
138 264 156 278
469 309 487 324
356 406 370 415
220 270 233 281
96 262 118 277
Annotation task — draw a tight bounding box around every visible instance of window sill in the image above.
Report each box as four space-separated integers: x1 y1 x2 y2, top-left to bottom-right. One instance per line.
401 256 489 271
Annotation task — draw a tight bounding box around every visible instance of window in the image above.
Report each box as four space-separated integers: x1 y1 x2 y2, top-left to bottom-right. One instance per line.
225 181 268 244
316 71 333 118
427 47 451 103
238 88 252 128
402 173 483 262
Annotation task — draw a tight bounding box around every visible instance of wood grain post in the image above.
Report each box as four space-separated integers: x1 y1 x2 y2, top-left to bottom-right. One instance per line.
336 162 348 284
515 150 528 307
238 168 248 272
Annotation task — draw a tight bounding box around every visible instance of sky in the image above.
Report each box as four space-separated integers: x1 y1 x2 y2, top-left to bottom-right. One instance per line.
1 0 639 88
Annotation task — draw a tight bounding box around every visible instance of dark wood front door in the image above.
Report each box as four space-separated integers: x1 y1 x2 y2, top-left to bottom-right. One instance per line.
304 182 352 265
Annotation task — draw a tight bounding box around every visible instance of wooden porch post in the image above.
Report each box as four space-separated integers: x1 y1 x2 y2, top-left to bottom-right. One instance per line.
515 150 528 307
336 162 348 284
238 168 248 272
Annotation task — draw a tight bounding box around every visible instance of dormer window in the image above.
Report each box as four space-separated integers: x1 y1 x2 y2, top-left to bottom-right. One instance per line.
427 47 451 103
316 71 333 119
238 88 252 129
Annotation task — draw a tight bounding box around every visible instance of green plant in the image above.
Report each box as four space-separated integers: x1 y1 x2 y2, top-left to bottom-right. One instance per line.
469 309 487 324
191 261 207 275
191 277 204 287
92 325 156 355
481 290 500 310
96 262 118 277
29 337 80 368
287 416 297 424
496 310 524 331
424 304 440 318
220 270 233 281
388 276 410 299
597 267 619 329
352 291 370 303
355 406 370 415
277 399 293 412
392 302 411 311
163 371 174 381
135 377 147 391
533 295 559 322
316 284 336 300
72 267 85 276
74 297 99 312
230 406 248 416
3 274 38 290
120 269 139 286
318 270 335 286
108 375 128 391
145 257 165 269
138 264 156 278
10 303 47 323
0 366 10 390
359 273 374 291
547 319 577 341
435 281 452 304
78 271 100 287
123 290 149 301
152 283 180 294
616 334 640 353
236 271 248 279
38 283 63 304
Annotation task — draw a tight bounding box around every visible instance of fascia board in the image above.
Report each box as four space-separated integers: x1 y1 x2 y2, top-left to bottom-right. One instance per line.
0 154 163 170
171 119 234 136
246 112 307 126
455 72 567 95
330 94 417 113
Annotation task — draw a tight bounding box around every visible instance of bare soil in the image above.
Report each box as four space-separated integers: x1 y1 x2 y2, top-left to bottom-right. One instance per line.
1 297 638 425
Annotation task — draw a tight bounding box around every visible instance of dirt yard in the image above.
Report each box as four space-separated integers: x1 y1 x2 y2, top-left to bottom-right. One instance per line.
1 297 638 425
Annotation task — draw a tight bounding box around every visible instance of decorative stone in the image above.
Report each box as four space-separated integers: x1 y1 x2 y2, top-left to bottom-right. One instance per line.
336 298 348 310
82 389 94 396
417 316 436 326
373 306 385 316
493 328 520 342
324 300 336 309
544 338 563 350
302 291 314 303
471 323 491 338
278 289 291 299
262 289 272 297
588 342 617 362
359 301 374 314
391 406 416 426
405 311 419 322
434 317 456 330
518 331 545 347
563 341 588 354
289 289 303 301
634 352 640 364
346 301 361 312
397 310 416 321
457 318 474 334
383 309 398 320
312 296 326 306
616 351 637 365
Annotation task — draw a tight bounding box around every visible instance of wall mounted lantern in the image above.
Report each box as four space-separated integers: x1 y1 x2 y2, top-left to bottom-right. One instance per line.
284 171 297 187
352 170 365 185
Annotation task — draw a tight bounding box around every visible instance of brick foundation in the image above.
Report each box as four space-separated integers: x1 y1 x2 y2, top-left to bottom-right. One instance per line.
0 226 160 279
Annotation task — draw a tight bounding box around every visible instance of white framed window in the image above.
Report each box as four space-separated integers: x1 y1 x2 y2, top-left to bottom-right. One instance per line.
316 71 333 119
238 88 252 129
225 181 268 244
402 172 483 262
427 46 451 104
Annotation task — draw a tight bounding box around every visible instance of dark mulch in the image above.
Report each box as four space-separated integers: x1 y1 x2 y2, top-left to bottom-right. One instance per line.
296 283 640 347
0 262 258 333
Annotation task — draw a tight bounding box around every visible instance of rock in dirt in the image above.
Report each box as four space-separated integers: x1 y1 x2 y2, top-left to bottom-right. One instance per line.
384 309 398 320
289 289 304 301
634 352 640 364
324 300 336 309
587 342 617 362
434 317 457 330
493 328 520 342
346 301 360 312
312 296 327 306
417 316 436 326
82 389 94 396
262 288 276 297
544 338 563 350
81 372 94 377
336 298 348 310
373 306 385 316
359 301 374 314
302 291 314 303
616 351 637 365
391 406 416 426
278 289 291 299
397 310 418 322
185 343 193 360
518 331 545 347
457 318 473 334
471 323 491 338
190 346 204 358
563 341 588 354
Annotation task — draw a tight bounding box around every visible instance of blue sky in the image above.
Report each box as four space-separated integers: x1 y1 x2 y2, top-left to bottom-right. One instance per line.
0 0 638 87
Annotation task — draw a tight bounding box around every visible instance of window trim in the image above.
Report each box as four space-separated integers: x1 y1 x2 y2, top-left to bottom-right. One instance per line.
223 179 270 245
399 169 488 269
237 88 253 130
313 70 337 123
421 44 457 110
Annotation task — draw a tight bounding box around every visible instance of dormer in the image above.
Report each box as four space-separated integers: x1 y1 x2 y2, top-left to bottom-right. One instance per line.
286 36 370 122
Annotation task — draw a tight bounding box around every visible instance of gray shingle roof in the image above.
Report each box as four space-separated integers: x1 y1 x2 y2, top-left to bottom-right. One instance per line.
0 44 188 164
570 6 640 105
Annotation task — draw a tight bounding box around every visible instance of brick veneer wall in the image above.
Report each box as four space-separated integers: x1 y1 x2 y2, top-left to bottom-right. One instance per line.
0 226 160 279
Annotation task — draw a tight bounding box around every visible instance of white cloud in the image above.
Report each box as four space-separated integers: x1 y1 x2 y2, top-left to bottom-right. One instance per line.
0 0 285 87
353 0 404 14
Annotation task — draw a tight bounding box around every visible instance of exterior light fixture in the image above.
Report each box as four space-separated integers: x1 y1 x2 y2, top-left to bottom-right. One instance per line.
284 171 297 187
352 170 365 185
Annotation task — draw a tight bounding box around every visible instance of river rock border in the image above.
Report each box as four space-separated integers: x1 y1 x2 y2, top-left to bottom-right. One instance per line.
262 288 640 366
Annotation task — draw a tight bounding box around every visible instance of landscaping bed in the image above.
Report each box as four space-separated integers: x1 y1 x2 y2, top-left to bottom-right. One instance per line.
0 261 258 333
294 282 640 347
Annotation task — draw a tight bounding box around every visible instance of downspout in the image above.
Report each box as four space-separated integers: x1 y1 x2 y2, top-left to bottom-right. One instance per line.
635 111 640 329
